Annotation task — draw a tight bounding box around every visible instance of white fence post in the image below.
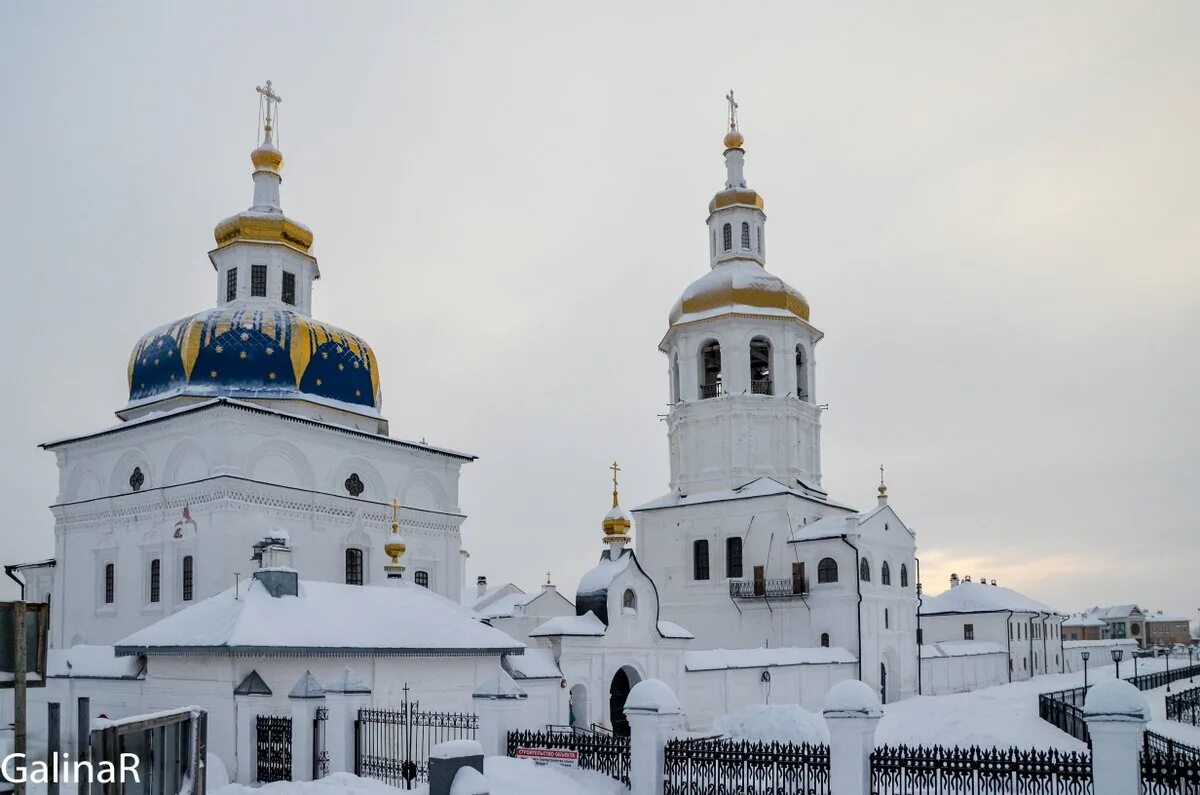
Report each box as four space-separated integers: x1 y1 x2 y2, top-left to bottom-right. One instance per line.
325 666 372 776
1084 679 1148 795
473 669 528 758
823 680 883 795
625 680 683 795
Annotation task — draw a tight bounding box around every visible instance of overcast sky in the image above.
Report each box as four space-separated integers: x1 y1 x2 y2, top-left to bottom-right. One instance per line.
1 2 1197 624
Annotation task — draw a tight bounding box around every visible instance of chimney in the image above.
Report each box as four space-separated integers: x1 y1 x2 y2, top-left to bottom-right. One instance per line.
476 575 488 598
991 579 997 586
254 567 299 598
964 575 972 583
251 532 293 570
950 573 959 588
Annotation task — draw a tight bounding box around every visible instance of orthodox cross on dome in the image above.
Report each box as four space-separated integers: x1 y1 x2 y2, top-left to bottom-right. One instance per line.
546 571 552 585
726 90 739 132
389 498 401 530
256 80 282 144
878 464 888 497
609 460 622 507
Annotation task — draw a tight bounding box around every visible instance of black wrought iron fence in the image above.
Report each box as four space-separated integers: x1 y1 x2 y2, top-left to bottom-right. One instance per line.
870 744 1093 795
1128 662 1200 693
256 714 293 783
1039 687 1090 744
356 687 479 789
312 705 329 780
1142 732 1200 794
663 737 830 795
1167 685 1200 727
507 728 630 785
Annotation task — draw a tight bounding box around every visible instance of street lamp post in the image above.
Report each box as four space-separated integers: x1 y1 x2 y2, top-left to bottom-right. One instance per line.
1111 648 1124 680
1190 647 1194 684
1134 652 1140 681
1167 649 1172 693
1082 651 1091 690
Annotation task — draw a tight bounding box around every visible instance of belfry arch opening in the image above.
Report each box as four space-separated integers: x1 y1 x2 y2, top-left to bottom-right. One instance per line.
750 337 772 395
795 345 808 401
699 340 722 399
609 665 642 736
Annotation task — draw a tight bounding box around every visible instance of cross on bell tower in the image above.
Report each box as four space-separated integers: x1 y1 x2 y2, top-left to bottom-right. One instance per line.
256 80 282 146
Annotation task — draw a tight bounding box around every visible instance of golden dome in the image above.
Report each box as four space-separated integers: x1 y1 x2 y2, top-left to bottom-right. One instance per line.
251 142 284 173
669 260 810 326
708 188 764 214
213 211 314 254
724 129 745 149
602 505 633 539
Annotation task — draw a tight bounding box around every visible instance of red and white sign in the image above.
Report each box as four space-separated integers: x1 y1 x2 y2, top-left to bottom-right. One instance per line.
515 747 579 768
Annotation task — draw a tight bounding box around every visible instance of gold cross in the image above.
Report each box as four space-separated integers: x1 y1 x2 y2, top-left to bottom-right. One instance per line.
610 461 621 507
546 571 552 585
256 80 282 140
725 90 739 131
390 499 400 529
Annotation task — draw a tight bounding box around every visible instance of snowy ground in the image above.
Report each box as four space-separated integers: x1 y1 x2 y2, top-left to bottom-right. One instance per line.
209 758 626 795
877 655 1197 750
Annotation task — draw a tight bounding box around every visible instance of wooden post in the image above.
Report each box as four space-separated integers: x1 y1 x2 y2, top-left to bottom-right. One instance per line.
13 601 26 795
47 702 60 795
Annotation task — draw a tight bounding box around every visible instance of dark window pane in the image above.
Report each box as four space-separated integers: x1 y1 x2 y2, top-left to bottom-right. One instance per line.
105 563 114 604
725 537 743 579
182 556 194 602
251 264 267 297
818 557 838 583
282 271 296 305
414 571 429 588
693 540 710 581
345 548 363 586
149 559 160 603
226 268 238 302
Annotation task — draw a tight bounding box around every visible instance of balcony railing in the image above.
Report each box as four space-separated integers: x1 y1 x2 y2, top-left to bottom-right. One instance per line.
699 382 724 399
750 379 773 395
729 577 810 599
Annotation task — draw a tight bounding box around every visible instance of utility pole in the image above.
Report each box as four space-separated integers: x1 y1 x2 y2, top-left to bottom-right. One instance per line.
13 601 27 795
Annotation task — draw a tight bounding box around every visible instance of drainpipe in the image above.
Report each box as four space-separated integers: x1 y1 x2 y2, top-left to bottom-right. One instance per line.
1040 613 1050 676
1005 610 1014 682
4 565 25 600
915 556 923 695
837 535 863 682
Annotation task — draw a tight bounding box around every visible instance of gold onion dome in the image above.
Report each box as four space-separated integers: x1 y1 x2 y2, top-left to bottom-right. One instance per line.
669 261 810 325
250 141 284 173
723 129 745 149
602 461 632 542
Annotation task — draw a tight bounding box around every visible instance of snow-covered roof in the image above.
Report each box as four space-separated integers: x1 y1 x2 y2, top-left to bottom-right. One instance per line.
1144 610 1190 623
920 581 1059 616
1063 614 1106 627
919 641 1007 659
788 514 858 543
48 645 143 679
578 551 633 596
505 649 562 679
115 576 523 656
636 477 852 513
1084 604 1143 621
529 611 607 638
473 669 526 700
476 591 539 619
684 646 856 672
657 620 694 639
462 582 521 610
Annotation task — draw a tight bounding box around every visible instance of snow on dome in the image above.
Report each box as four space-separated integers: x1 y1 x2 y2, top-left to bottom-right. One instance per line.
714 704 829 745
669 260 810 326
919 580 1059 616
625 679 681 714
115 577 523 655
823 679 883 717
1084 679 1149 720
125 305 382 415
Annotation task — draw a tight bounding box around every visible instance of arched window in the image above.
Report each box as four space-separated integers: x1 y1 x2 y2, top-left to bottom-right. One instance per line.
670 353 680 403
181 555 194 602
722 223 732 251
149 558 161 603
725 537 743 579
900 564 909 588
741 222 751 249
749 337 773 395
817 557 838 583
104 563 115 604
795 345 808 401
414 570 429 588
622 589 637 612
693 540 710 581
881 561 891 586
756 226 763 253
345 548 364 586
820 632 830 648
885 608 890 629
860 558 871 582
699 340 722 399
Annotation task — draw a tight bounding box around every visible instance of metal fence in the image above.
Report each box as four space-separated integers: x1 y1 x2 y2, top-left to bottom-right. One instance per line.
255 715 293 783
1039 686 1090 743
312 705 329 780
89 707 207 795
1129 664 1200 694
507 727 631 785
870 744 1093 795
1142 732 1200 794
663 737 830 795
356 691 479 789
1167 685 1200 728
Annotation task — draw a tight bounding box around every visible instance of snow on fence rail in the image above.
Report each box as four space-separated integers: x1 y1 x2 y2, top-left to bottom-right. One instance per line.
870 744 1094 795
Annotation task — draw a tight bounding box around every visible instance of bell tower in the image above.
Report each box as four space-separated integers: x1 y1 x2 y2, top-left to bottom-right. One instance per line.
660 95 825 494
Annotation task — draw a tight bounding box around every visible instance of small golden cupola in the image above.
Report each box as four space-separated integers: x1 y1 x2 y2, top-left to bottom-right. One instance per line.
602 461 634 547
384 500 407 581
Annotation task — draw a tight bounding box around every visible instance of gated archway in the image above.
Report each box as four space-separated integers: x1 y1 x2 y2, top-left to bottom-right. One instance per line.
570 683 589 728
609 666 642 736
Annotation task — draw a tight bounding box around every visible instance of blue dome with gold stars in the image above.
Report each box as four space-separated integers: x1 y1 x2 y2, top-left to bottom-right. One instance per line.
126 305 381 413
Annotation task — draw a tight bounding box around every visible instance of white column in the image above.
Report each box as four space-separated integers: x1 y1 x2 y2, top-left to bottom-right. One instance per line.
624 680 683 795
822 680 883 795
233 696 257 784
289 698 321 782
473 695 525 758
1084 680 1148 795
325 669 372 776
